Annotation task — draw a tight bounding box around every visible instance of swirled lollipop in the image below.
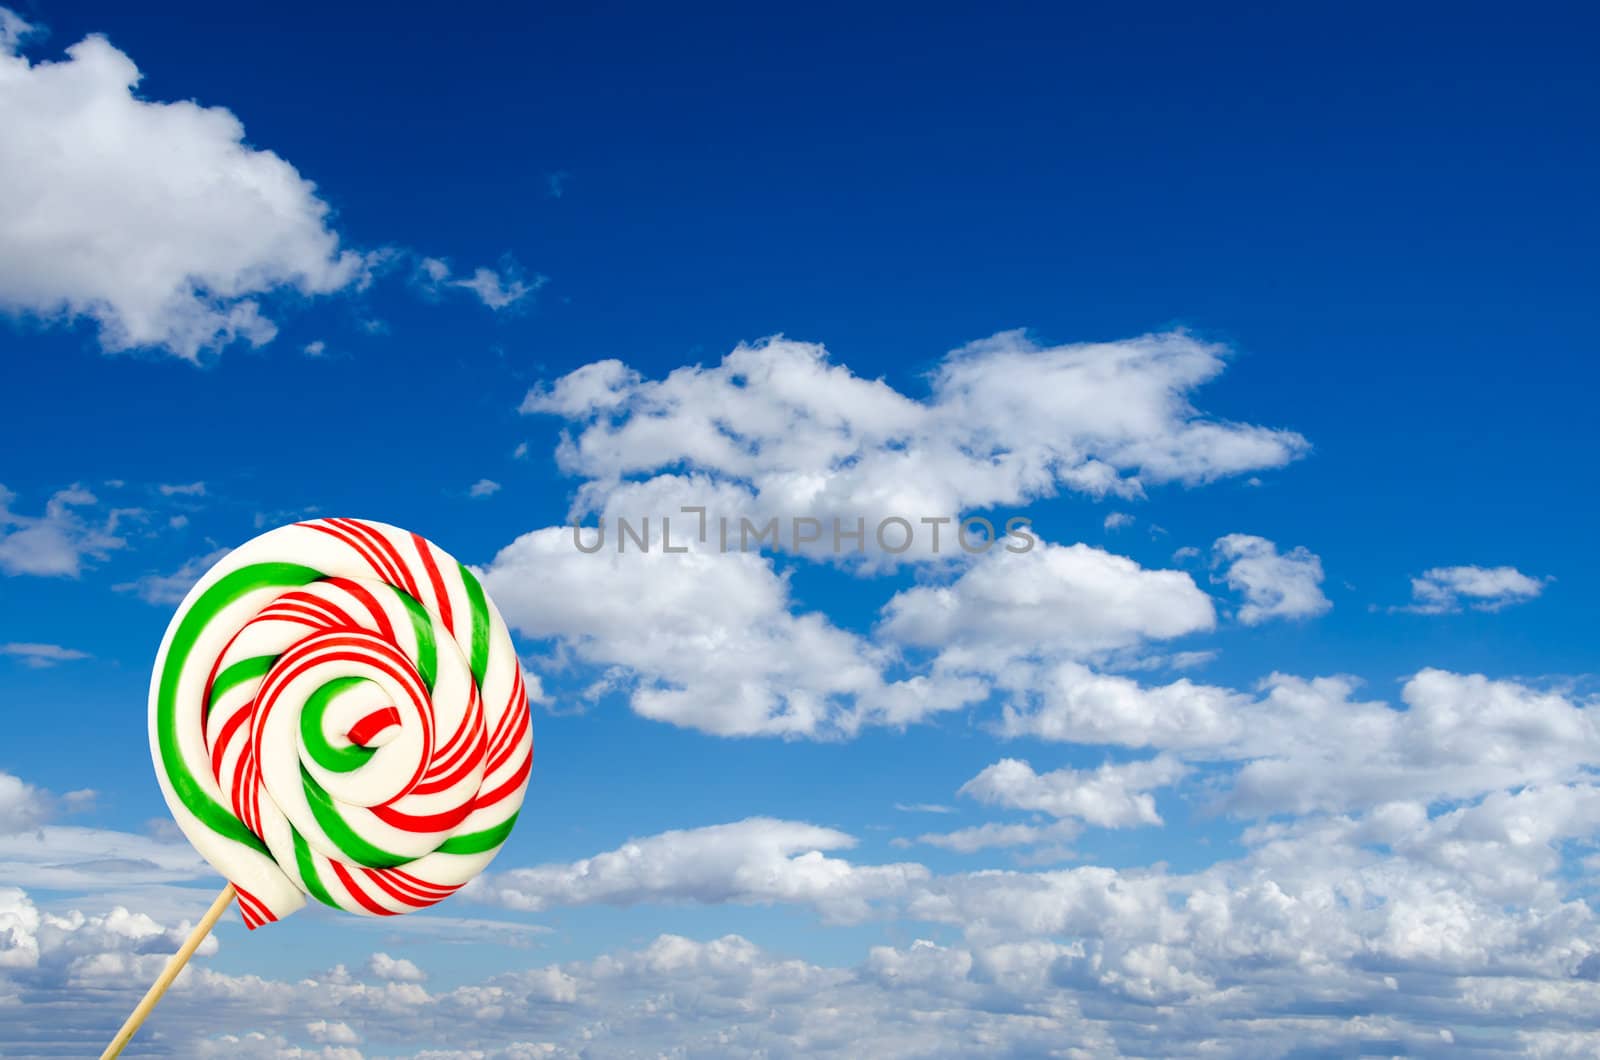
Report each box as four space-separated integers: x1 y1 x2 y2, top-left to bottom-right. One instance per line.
147 518 533 928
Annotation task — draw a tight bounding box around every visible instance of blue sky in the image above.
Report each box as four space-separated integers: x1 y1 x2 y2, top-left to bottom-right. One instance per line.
1 3 1598 1057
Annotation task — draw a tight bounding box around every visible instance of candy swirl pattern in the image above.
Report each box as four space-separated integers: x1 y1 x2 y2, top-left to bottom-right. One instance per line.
148 518 533 928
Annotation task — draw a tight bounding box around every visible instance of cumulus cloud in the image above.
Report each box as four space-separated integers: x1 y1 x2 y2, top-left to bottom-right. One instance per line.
471 818 927 924
468 478 502 498
1402 564 1550 613
997 661 1249 750
482 515 985 737
367 952 426 983
4 742 1600 1055
996 663 1600 817
10 780 1600 1058
0 771 54 833
18 898 1498 1057
486 501 1230 740
483 484 1216 742
958 756 1186 828
1212 533 1331 624
0 18 368 358
484 512 1275 745
482 331 1307 738
1222 669 1600 816
522 332 1307 547
0 885 220 996
3 889 1121 1058
0 483 125 577
880 540 1215 663
305 1020 360 1046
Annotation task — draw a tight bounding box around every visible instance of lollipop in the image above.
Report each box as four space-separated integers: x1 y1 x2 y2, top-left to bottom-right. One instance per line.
107 518 533 1056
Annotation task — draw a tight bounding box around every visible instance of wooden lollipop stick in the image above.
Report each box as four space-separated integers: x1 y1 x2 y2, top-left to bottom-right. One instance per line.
100 884 236 1060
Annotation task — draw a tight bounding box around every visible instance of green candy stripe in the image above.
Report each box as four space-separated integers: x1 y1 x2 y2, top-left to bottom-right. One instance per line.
300 765 406 868
438 811 519 856
300 677 378 774
207 654 275 718
391 586 438 693
293 829 339 910
157 562 323 856
459 562 491 688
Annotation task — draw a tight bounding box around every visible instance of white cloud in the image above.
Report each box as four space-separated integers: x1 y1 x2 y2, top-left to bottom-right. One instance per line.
0 773 545 959
522 332 1307 551
1011 666 1600 821
114 546 230 605
7 758 1600 1058
1 894 1126 1058
9 793 1597 1057
0 7 28 50
482 515 985 737
305 1020 360 1046
992 658 1600 820
0 886 41 970
0 776 96 852
502 324 1304 725
1103 512 1134 531
469 478 502 498
1402 564 1549 614
193 1033 366 1060
471 818 927 924
902 820 1079 855
892 803 954 814
157 482 206 497
367 952 426 983
0 642 90 668
880 540 1215 663
417 256 541 311
1223 669 1600 816
336 911 549 950
959 756 1186 827
1212 533 1331 624
455 267 540 310
0 483 124 576
0 886 222 987
303 339 327 356
0 20 367 358
484 486 1275 745
1118 648 1218 672
0 772 54 833
998 661 1249 750
0 821 209 890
